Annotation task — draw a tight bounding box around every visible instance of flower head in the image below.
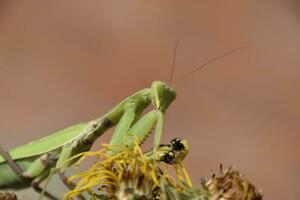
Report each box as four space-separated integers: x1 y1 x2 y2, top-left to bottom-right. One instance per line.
64 139 190 200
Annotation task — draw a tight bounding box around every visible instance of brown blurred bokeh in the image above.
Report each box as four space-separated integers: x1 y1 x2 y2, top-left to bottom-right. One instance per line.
0 1 299 199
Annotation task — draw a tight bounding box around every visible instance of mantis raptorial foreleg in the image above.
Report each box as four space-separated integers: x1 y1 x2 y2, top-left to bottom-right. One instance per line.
109 102 141 146
123 110 163 151
108 109 164 155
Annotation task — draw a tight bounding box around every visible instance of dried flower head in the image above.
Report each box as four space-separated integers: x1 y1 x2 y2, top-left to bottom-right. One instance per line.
0 192 18 200
200 165 263 200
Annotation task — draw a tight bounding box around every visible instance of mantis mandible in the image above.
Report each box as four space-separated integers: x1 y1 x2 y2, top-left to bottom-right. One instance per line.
0 45 246 200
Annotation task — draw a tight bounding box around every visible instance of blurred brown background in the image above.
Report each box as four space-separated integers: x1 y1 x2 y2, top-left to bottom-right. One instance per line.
0 1 299 199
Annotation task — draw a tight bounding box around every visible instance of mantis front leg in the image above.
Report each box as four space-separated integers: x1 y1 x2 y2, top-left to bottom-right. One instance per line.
109 102 142 146
110 109 164 152
129 110 164 152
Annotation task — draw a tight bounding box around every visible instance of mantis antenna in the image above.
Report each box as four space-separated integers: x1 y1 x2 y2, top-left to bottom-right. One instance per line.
168 40 180 86
176 46 250 84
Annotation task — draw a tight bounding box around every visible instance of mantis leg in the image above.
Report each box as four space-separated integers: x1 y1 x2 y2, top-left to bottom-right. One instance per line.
31 172 59 200
58 171 75 190
125 110 164 151
109 102 140 146
19 157 59 200
153 110 164 151
0 146 58 200
55 144 86 200
57 172 87 200
0 145 29 180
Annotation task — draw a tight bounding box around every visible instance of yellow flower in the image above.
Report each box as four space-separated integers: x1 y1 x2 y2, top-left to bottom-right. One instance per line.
63 140 262 200
64 140 187 200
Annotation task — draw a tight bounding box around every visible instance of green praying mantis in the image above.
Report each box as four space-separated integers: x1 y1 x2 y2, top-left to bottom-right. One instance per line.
0 45 246 200
0 81 180 199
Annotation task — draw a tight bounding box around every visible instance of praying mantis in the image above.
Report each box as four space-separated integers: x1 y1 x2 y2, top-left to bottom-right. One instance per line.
0 81 182 199
0 45 246 200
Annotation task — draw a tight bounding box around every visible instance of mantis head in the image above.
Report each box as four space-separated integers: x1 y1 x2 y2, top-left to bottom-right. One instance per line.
150 81 176 113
